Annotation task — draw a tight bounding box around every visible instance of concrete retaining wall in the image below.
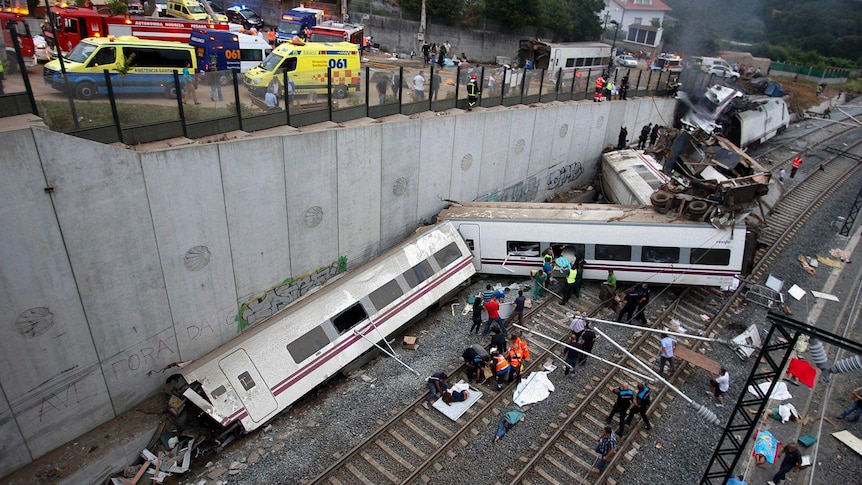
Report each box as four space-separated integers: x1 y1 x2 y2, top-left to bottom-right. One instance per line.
0 96 675 477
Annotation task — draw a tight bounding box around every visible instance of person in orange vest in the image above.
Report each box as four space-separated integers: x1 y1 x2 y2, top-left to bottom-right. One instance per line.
492 351 511 390
594 75 605 102
790 156 803 178
267 28 276 47
511 333 531 360
507 344 523 383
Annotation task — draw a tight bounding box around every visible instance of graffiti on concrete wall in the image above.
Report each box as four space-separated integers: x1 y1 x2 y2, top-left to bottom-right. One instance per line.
236 256 347 331
546 161 585 190
475 176 540 202
108 338 177 380
185 304 239 343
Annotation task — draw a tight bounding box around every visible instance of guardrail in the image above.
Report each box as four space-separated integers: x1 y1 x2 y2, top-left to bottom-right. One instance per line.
2 29 720 145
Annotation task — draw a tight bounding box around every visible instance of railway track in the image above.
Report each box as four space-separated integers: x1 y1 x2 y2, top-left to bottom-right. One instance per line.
508 141 862 485
304 124 862 485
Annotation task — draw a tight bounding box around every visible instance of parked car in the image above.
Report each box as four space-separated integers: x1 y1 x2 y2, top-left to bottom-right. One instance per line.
226 5 263 29
615 54 637 68
706 65 740 81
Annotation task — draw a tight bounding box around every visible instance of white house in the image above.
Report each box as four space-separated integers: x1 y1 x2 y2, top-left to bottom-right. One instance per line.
600 0 672 50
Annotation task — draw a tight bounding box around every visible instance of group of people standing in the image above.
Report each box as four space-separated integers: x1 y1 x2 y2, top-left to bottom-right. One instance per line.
594 72 631 102
420 40 452 67
618 122 662 150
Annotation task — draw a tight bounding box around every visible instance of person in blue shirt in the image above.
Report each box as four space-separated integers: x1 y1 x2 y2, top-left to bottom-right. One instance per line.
494 287 509 302
605 383 634 435
624 383 652 430
726 476 747 485
482 284 494 303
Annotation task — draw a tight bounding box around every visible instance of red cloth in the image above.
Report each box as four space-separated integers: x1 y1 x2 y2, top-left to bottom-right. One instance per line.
787 358 817 387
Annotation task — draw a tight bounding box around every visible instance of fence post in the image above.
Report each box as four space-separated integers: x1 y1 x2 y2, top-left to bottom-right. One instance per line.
501 66 508 104
365 65 370 117
283 69 290 126
429 64 434 111
398 66 403 111
102 70 122 143
479 66 485 105
232 69 243 131
173 70 188 139
327 67 332 121
519 68 526 104
455 64 461 107
538 68 545 98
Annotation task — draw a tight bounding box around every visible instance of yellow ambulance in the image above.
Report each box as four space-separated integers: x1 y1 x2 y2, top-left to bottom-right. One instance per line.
242 38 360 99
165 0 226 22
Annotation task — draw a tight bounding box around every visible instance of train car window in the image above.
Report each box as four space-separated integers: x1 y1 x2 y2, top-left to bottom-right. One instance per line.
690 248 731 266
402 260 435 288
464 239 475 250
211 385 227 399
552 243 585 261
507 241 540 256
288 325 331 363
595 244 632 261
369 279 403 312
434 242 462 268
642 246 681 263
238 371 256 391
332 302 369 334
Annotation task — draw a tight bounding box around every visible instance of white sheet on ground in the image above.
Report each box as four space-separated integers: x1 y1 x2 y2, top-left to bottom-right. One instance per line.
778 403 799 423
513 371 555 407
747 380 792 401
432 380 483 421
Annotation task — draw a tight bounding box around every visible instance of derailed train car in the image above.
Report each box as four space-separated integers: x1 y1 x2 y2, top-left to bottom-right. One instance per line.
167 222 475 435
438 202 752 288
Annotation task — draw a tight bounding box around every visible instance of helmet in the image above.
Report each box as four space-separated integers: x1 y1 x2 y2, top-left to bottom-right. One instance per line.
470 73 477 80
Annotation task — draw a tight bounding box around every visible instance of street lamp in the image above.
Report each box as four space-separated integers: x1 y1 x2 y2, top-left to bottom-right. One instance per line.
608 20 620 74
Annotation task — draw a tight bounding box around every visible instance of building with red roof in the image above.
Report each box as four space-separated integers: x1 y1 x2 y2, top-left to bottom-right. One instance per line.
600 0 673 52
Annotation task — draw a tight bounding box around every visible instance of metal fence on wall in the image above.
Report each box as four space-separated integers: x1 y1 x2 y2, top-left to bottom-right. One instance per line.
3 34 722 145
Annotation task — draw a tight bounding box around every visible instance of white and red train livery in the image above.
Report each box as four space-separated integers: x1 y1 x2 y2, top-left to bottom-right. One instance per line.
175 222 475 432
438 202 749 288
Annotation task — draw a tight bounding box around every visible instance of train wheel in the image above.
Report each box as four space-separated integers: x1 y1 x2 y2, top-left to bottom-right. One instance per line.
687 200 709 219
650 191 672 213
75 81 97 100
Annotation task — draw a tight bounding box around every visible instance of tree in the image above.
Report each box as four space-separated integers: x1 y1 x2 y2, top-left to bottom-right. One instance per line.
482 0 538 30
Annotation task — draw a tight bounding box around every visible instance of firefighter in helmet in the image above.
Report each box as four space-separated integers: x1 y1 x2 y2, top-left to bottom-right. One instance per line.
467 72 481 111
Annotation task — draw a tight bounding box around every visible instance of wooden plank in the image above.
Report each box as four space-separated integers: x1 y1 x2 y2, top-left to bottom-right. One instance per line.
360 451 400 483
674 346 721 375
346 463 375 485
402 418 441 447
128 460 151 485
832 430 862 456
374 440 415 472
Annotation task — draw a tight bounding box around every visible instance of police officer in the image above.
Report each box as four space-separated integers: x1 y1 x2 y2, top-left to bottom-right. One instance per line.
624 383 652 430
606 383 634 435
466 72 480 111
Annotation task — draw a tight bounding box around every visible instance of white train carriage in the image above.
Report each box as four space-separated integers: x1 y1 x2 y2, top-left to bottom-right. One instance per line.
174 222 475 433
438 202 750 287
729 97 790 149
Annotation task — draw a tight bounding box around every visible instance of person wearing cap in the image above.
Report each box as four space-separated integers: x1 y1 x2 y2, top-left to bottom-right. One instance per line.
466 72 480 110
592 426 617 474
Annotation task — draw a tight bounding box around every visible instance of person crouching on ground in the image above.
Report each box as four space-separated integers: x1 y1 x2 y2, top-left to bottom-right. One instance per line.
708 367 730 407
491 350 511 391
422 371 448 409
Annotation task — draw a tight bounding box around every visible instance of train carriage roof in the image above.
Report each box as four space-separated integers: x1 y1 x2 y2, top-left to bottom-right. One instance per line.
438 202 728 226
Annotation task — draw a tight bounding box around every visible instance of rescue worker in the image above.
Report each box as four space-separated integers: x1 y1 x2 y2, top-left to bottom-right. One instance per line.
634 282 651 326
492 350 511 390
466 72 480 111
667 78 681 97
790 156 803 178
624 382 652 430
506 343 523 383
560 264 578 306
542 249 555 289
594 75 605 102
267 28 276 47
620 74 630 100
606 383 634 435
463 344 491 383
617 286 641 323
511 333 531 361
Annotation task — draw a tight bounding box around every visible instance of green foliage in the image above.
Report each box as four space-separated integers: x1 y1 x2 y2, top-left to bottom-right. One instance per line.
480 0 602 40
337 255 348 273
108 0 128 14
400 0 472 26
482 0 538 30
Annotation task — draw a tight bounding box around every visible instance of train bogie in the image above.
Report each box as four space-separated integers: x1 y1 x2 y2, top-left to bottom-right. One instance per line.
174 222 475 433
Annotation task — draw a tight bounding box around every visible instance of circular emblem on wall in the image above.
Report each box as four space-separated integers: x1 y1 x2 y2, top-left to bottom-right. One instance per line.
514 139 526 154
16 307 54 338
461 154 473 171
304 206 324 228
596 115 605 128
184 245 211 271
393 177 409 197
559 124 569 138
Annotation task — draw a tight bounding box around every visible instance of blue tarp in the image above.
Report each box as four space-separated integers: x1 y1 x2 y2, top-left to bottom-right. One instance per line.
764 81 783 97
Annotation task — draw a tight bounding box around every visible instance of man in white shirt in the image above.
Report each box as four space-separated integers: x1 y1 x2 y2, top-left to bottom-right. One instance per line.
413 71 426 102
265 90 278 109
709 367 730 407
659 333 677 375
569 311 587 341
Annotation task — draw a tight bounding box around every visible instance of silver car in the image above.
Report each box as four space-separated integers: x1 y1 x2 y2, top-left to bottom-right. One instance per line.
615 55 638 67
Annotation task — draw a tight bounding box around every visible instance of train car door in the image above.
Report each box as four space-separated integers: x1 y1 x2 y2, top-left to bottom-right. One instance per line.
218 349 278 423
457 223 481 271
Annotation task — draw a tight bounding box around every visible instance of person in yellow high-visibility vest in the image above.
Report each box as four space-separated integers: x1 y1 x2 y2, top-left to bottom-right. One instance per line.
560 265 578 306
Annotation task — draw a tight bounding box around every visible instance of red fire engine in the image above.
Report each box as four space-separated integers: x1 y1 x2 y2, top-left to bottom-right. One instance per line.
44 6 230 54
0 9 37 71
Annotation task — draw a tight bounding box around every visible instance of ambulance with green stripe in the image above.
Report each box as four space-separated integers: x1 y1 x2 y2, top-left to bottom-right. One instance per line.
242 38 360 99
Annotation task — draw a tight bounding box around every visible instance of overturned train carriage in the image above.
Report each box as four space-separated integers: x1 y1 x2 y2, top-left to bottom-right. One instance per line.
169 222 475 433
439 202 753 287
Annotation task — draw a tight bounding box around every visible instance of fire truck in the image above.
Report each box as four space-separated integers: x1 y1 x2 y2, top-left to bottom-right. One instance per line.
0 9 37 72
309 21 364 50
44 5 230 54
